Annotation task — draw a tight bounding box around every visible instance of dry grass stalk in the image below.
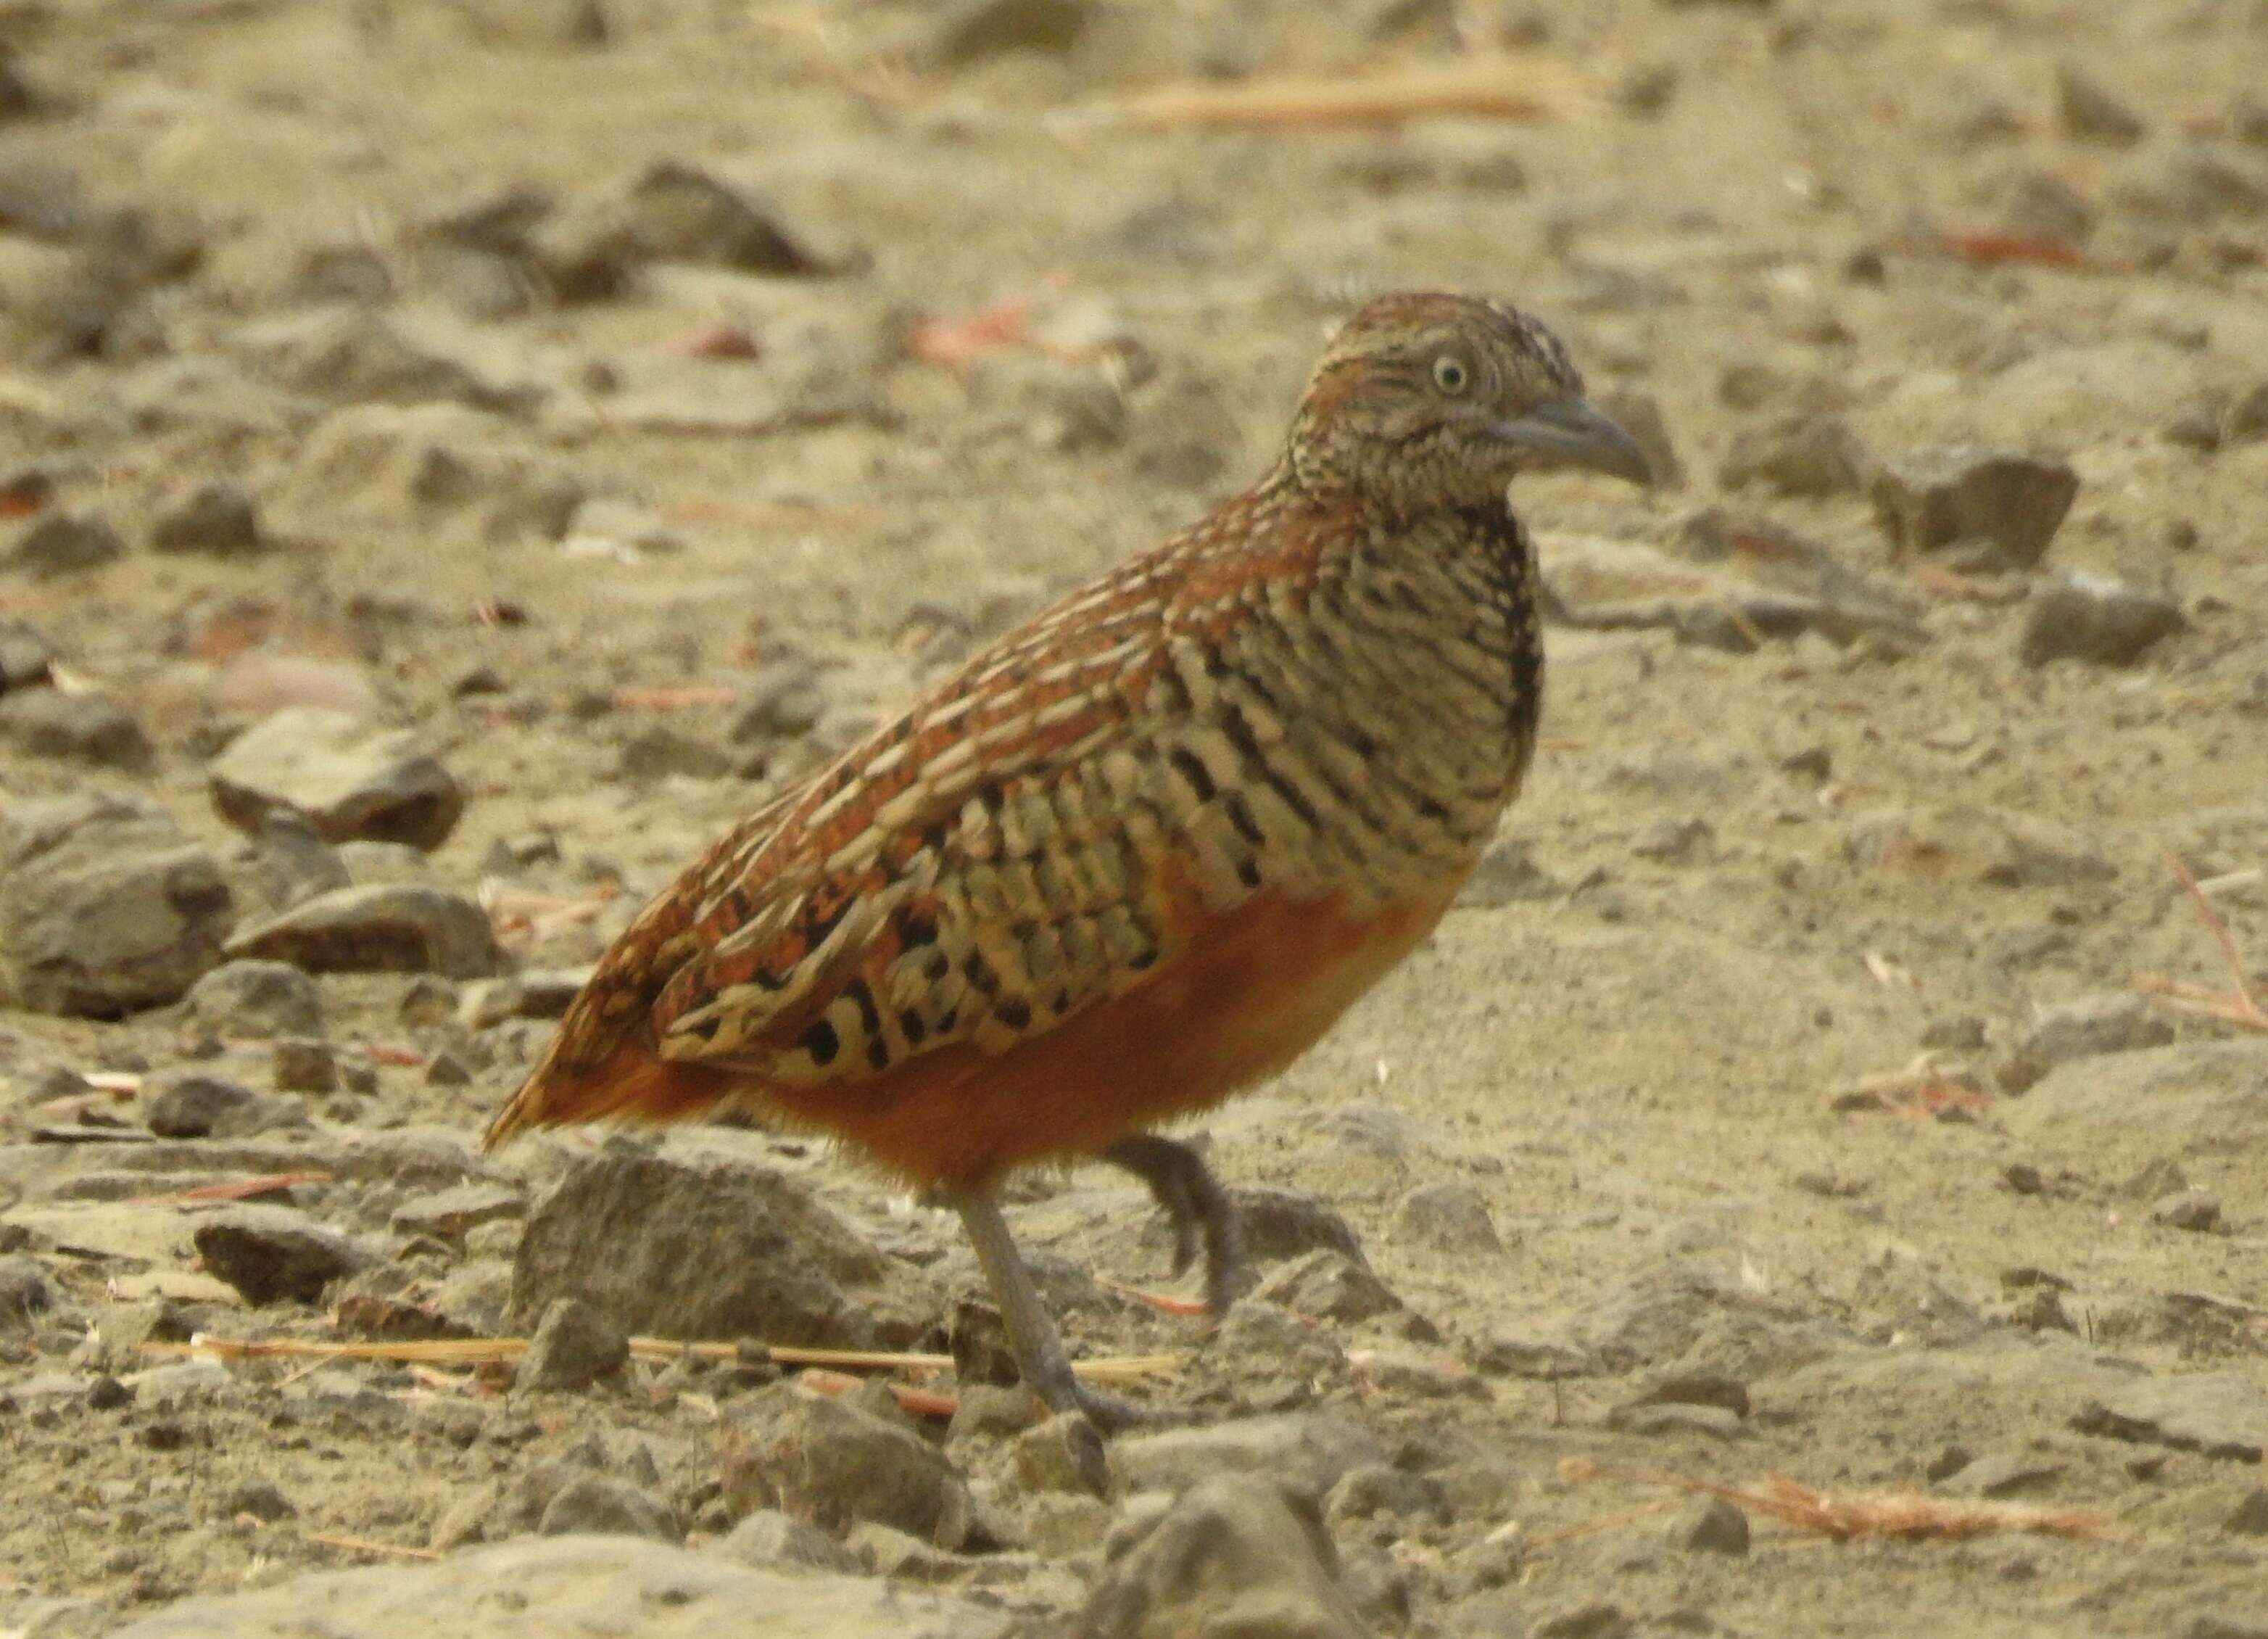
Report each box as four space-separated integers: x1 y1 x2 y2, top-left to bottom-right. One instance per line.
1069 57 1586 132
2137 852 2267 1033
1560 1458 2113 1542
127 1171 332 1207
145 1332 1180 1384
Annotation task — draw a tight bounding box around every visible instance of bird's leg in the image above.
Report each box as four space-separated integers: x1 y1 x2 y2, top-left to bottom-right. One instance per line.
1101 1134 1246 1321
948 1189 1179 1433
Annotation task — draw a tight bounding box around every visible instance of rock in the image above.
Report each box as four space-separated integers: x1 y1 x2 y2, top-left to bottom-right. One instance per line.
537 1474 675 1540
615 726 732 781
711 1508 856 1573
731 665 828 743
0 1252 59 1330
2056 62 2146 145
1534 1602 1633 1639
0 687 153 770
0 616 53 693
105 1535 1017 1639
1077 1477 1365 1639
288 402 584 545
2004 1041 2268 1153
621 161 833 275
1845 803 2114 888
1394 1182 1501 1252
183 959 323 1040
520 1296 629 1390
1232 1187 1367 1266
2017 992 2174 1067
1994 168 2095 247
210 707 465 851
2072 1372 2268 1463
271 1036 337 1094
6 511 125 578
193 1205 376 1305
724 1387 970 1543
2151 1190 2222 1232
1251 1250 1402 1324
1631 816 1711 863
240 307 530 413
144 1070 296 1140
1112 1413 1388 1506
930 0 1089 65
0 791 233 1016
2020 573 2185 667
2224 381 2268 446
226 884 506 978
509 1144 925 1347
1940 1452 2063 1498
223 1479 297 1523
2226 1487 2268 1536
149 479 262 556
1455 835 1558 907
1665 1494 1750 1555
1868 446 2079 571
2116 141 2268 225
455 0 609 50
390 1183 523 1242
1011 1411 1111 1498
1717 414 1868 498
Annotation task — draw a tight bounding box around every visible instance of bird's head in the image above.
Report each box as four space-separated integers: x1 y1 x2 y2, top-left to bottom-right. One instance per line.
1286 292 1652 511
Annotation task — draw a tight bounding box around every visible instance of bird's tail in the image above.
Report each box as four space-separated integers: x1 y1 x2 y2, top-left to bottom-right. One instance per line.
481 1032 732 1152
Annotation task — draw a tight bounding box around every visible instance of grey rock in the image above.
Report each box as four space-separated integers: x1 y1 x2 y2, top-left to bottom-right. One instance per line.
0 791 233 1016
226 884 506 978
1394 1181 1502 1252
537 1474 675 1540
1940 1452 2064 1498
210 707 465 851
183 959 323 1041
521 1296 629 1390
1717 414 1868 498
6 511 124 578
1631 816 1712 863
1252 1249 1402 1324
0 687 152 770
930 0 1089 65
724 1386 970 1543
454 0 609 49
0 1251 59 1330
1112 1413 1388 1506
144 1070 298 1140
0 616 53 693
1078 1477 1365 1639
2020 573 2185 667
1534 1602 1631 1639
2056 62 2146 146
2226 1486 2268 1535
1010 1410 1112 1497
731 664 828 742
149 479 262 556
241 307 531 413
615 726 732 782
508 1144 926 1347
2151 1189 2222 1232
193 1205 376 1305
247 810 354 910
1456 835 1559 907
1666 1494 1750 1555
2225 381 2268 446
1995 168 2095 246
2116 141 2268 224
222 1479 296 1522
1232 1186 1367 1266
272 1036 337 1094
1869 445 2079 571
390 1183 523 1242
718 1508 862 1573
2018 991 2174 1067
621 160 833 275
2072 1372 2268 1463
106 1535 1016 1639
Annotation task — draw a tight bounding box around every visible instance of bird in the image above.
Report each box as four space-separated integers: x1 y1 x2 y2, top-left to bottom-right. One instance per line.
483 291 1650 1429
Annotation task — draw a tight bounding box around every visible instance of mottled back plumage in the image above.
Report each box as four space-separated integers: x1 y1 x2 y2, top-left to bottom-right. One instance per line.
486 292 1646 1192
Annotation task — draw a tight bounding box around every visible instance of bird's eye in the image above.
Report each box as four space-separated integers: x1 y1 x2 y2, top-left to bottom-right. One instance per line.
1431 355 1470 395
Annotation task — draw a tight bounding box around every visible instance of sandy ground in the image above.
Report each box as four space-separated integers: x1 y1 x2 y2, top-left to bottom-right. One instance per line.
1 1 2267 1635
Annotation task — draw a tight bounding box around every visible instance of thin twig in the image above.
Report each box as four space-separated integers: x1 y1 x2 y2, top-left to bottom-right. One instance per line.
2138 852 2267 1033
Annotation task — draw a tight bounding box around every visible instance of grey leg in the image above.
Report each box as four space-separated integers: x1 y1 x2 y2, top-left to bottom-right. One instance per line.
1101 1134 1246 1320
948 1188 1177 1432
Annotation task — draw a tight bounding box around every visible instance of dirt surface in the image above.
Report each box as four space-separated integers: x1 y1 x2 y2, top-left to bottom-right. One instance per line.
3 1 2267 1635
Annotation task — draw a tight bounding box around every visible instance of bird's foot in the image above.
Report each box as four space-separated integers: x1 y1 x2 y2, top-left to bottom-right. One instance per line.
1101 1133 1248 1321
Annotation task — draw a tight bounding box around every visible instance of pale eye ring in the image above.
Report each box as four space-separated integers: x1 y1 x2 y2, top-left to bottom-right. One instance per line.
1431 355 1470 395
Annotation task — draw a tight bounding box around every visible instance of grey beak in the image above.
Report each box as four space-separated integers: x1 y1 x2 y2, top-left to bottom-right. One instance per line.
1492 396 1653 486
